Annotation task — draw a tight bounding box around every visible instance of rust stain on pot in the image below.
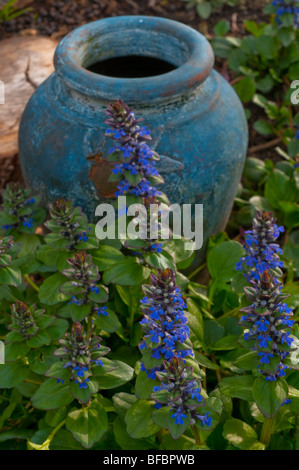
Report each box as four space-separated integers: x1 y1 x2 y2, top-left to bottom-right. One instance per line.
87 151 117 198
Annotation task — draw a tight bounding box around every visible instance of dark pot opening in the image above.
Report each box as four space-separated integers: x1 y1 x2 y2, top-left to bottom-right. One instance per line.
86 55 177 78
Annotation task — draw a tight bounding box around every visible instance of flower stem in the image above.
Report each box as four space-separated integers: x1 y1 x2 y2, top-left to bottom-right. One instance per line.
260 417 274 445
24 274 40 293
49 418 66 442
191 424 204 446
129 296 137 341
191 424 204 447
24 378 43 386
210 354 222 382
86 314 93 339
188 263 206 281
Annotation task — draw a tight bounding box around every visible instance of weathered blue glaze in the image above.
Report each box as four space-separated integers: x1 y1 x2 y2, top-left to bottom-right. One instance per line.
19 16 248 246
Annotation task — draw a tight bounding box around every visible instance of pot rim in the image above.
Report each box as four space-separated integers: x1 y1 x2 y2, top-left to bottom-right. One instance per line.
54 15 214 103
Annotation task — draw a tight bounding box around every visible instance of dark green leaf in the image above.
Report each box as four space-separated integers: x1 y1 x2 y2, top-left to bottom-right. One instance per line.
125 399 160 439
66 400 108 448
252 377 288 418
31 378 74 409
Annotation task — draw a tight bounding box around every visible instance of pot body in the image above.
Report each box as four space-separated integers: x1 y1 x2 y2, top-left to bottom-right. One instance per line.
19 16 248 244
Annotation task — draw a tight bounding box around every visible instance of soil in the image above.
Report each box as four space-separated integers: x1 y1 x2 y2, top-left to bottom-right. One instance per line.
0 0 269 40
0 0 271 192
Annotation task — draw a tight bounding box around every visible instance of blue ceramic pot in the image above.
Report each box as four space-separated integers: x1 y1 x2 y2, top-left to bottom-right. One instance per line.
19 15 247 242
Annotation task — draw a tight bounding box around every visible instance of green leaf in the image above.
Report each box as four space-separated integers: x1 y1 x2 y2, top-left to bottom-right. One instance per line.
67 304 91 323
95 309 119 333
0 266 22 286
16 233 41 257
45 407 68 428
256 35 277 59
234 77 256 103
223 418 263 450
233 350 259 370
144 251 176 271
265 169 297 209
135 371 160 399
253 120 274 136
243 157 268 183
45 361 72 381
0 360 29 388
103 257 151 286
4 342 30 361
28 347 57 376
194 351 219 370
252 377 288 418
70 380 99 405
125 399 160 439
207 241 244 282
112 393 137 420
92 245 125 270
87 284 109 304
255 75 275 93
26 330 52 348
244 20 264 37
113 416 154 450
95 360 134 389
36 245 59 268
204 319 225 347
196 2 212 19
185 309 204 346
0 429 33 442
219 375 254 401
31 378 74 410
288 138 299 158
213 19 230 37
163 238 194 264
152 406 169 429
38 273 69 306
249 196 272 213
46 318 69 340
167 410 191 440
51 429 84 450
212 335 239 351
66 400 108 448
277 27 294 46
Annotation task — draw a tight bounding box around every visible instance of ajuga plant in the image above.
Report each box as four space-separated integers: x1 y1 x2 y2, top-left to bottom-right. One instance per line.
122 195 167 255
236 210 285 281
49 322 111 392
0 183 45 233
138 268 214 441
44 198 98 252
139 268 193 379
104 99 164 201
59 251 109 324
0 233 22 288
0 234 14 267
151 357 213 441
236 211 299 445
103 100 195 267
239 270 295 381
5 301 63 358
